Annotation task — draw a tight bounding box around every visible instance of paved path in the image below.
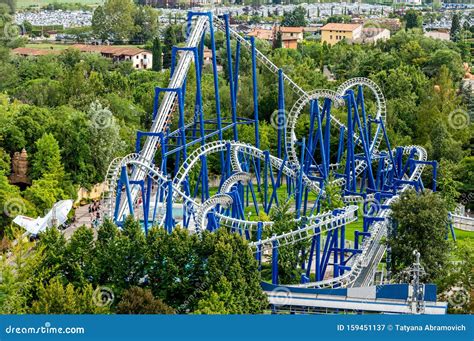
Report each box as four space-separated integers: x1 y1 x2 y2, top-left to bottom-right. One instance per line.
62 203 102 240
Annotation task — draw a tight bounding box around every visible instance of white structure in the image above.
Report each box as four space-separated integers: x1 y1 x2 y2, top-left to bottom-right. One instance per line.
357 28 391 44
393 0 422 5
72 45 153 70
424 31 450 41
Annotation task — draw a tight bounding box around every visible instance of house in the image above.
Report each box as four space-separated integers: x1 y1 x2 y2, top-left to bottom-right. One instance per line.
351 18 402 32
357 28 391 44
72 44 153 70
13 45 153 70
247 28 273 42
320 23 363 46
247 26 304 49
279 27 304 49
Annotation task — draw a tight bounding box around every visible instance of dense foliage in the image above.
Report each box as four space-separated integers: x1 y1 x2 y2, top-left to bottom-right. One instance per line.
0 218 267 314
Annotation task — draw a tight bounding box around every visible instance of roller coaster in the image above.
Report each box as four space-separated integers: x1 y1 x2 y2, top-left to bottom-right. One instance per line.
103 12 446 313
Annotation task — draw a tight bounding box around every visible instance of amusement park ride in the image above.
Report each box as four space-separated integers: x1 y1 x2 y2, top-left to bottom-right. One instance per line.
104 12 449 314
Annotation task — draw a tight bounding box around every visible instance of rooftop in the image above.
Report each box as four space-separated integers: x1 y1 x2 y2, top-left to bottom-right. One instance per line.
321 23 362 32
72 44 150 56
247 29 273 40
279 27 304 33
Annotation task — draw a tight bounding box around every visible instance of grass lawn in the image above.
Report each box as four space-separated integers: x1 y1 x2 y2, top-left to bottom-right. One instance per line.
453 228 474 246
17 0 102 9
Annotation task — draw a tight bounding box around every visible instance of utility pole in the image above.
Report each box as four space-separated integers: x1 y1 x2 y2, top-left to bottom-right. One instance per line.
410 250 425 314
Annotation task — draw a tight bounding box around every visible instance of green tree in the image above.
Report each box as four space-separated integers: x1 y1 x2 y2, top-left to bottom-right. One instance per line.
91 0 137 42
0 0 16 13
265 201 308 285
31 225 67 285
63 226 95 286
117 287 175 314
94 216 146 290
195 277 234 314
162 24 185 69
87 101 125 182
438 160 461 212
30 133 64 181
404 10 422 30
438 241 474 313
281 6 307 27
30 277 108 314
321 176 344 211
0 230 34 313
132 5 159 43
450 14 461 42
147 227 267 313
454 156 474 210
152 37 162 71
272 31 282 50
23 175 67 213
389 190 450 283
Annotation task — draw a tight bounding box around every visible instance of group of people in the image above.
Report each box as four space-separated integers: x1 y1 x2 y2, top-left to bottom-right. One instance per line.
89 200 101 228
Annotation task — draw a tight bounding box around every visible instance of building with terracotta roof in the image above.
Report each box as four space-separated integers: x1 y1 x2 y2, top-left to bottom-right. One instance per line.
72 44 152 70
13 45 153 70
247 28 273 42
279 26 304 49
320 23 363 46
247 26 304 49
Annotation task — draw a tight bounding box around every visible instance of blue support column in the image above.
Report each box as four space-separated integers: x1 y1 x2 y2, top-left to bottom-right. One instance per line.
272 237 279 285
207 12 226 175
165 179 174 233
233 40 241 100
295 139 306 219
256 222 263 270
114 166 135 223
250 36 261 185
315 228 321 281
224 14 238 141
277 69 285 159
144 175 152 235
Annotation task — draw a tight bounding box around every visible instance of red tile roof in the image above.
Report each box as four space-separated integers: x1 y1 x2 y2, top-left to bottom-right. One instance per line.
279 27 304 33
72 44 150 56
321 23 362 32
247 29 273 40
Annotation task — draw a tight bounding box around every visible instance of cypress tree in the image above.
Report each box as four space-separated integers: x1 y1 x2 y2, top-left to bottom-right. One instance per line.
152 36 162 72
